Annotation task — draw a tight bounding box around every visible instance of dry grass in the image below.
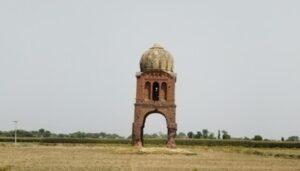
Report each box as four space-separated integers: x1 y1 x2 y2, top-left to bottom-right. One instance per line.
0 143 299 171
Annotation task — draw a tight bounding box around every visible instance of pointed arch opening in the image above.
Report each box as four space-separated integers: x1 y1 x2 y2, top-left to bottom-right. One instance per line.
144 82 151 100
152 82 159 101
161 82 167 100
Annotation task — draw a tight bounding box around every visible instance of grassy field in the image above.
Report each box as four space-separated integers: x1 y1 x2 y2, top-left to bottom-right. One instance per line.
0 143 300 171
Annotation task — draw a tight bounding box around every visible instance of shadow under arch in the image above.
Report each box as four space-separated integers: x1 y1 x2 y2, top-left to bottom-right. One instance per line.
141 109 168 146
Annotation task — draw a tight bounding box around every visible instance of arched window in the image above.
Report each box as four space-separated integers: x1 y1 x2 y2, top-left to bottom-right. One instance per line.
152 82 159 101
144 82 151 100
161 82 167 100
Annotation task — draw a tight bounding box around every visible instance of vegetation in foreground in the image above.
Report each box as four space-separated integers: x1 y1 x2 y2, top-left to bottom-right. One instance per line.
1 137 300 149
0 143 299 171
1 128 299 149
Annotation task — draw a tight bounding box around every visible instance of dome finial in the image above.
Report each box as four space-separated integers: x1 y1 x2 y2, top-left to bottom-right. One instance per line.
151 43 163 49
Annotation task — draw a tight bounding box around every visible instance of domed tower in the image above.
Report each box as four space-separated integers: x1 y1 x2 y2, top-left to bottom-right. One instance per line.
132 43 177 148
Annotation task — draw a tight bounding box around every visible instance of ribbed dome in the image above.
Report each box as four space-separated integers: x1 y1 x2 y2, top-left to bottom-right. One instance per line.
140 44 174 72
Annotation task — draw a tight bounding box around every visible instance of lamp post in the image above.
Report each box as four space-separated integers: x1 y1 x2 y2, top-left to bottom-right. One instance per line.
13 121 18 144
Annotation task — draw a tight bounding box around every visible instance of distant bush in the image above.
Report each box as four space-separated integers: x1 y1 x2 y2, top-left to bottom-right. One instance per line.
174 139 300 148
176 132 187 139
0 137 130 144
0 129 124 139
287 136 299 142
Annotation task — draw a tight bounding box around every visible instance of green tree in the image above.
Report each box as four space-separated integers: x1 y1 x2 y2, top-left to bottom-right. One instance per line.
99 132 106 138
222 130 231 140
208 133 215 139
44 130 51 137
202 129 209 139
217 130 221 139
244 137 250 140
16 130 33 137
187 131 194 139
253 135 263 141
194 131 202 139
38 128 45 138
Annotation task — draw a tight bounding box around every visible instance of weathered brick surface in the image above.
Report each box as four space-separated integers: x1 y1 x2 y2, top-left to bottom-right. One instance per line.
132 70 177 148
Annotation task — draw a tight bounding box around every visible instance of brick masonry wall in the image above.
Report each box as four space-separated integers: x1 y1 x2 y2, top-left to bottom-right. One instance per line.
132 70 177 148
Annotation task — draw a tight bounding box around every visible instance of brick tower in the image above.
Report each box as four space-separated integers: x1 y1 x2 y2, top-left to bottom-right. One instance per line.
132 44 177 148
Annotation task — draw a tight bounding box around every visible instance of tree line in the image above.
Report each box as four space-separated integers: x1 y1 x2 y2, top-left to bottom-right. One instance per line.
0 128 299 142
178 130 299 142
0 129 123 139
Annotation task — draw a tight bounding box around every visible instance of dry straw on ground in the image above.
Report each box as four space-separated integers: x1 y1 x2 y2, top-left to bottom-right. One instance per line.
0 143 299 171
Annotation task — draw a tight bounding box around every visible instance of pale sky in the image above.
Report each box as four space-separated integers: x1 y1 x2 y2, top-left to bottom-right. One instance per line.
0 0 299 139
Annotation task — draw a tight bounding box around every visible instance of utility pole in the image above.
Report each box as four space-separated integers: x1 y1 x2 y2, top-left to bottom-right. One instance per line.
13 121 18 144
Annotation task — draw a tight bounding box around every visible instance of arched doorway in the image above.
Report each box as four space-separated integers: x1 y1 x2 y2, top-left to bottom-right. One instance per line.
132 109 176 148
141 113 167 146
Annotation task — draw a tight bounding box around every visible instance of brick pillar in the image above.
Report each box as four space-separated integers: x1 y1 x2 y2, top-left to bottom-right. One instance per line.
166 122 177 148
132 122 143 147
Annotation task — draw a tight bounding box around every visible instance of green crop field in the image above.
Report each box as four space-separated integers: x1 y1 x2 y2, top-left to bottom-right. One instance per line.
1 137 300 148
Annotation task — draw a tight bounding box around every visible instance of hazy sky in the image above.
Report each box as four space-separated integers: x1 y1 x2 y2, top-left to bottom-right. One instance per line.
0 0 299 139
